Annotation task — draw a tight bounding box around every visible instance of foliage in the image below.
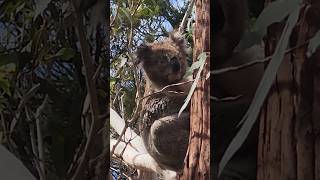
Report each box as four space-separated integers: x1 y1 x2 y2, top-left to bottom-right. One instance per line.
0 0 107 179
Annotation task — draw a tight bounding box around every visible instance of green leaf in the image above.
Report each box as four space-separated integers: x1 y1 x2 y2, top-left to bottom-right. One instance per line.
56 48 75 61
110 79 116 91
219 3 301 176
178 52 207 117
307 30 320 57
184 57 205 78
119 7 132 23
46 48 75 61
0 53 19 67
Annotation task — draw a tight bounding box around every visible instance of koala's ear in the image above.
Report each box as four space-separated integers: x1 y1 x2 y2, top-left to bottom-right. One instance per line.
169 31 187 51
135 43 151 65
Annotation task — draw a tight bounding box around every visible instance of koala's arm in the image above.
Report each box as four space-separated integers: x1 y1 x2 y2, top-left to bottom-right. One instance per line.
213 45 265 99
146 112 189 171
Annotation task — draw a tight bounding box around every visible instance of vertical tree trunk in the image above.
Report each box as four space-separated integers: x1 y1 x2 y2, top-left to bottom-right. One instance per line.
258 1 320 180
179 0 210 179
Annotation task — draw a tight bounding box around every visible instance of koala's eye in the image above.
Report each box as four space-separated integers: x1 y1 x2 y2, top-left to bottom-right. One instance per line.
170 56 178 62
159 58 167 64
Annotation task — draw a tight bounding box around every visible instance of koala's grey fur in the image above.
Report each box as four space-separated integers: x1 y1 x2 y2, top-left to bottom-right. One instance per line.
136 31 191 172
139 93 189 171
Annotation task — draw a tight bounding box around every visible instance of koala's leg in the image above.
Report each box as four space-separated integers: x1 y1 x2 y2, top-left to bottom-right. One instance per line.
213 99 259 180
148 112 189 171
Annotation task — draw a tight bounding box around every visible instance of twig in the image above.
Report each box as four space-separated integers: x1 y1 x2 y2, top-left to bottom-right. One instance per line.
139 80 194 101
210 95 242 102
35 95 49 180
211 40 309 75
110 123 129 156
178 0 195 33
111 94 131 156
92 63 102 81
211 57 271 75
131 0 142 16
69 0 105 179
10 83 40 133
25 107 45 180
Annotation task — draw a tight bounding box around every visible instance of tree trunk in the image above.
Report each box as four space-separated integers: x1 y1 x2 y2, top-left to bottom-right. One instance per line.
258 1 320 180
179 0 210 179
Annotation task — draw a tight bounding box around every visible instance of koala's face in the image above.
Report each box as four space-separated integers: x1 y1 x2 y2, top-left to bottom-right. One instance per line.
136 32 188 89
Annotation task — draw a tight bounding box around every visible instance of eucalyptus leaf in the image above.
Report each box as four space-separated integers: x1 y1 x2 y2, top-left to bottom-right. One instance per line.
219 2 301 176
119 7 132 23
237 0 302 50
0 53 19 67
307 30 320 58
56 48 75 61
178 52 207 117
184 58 205 78
46 48 75 61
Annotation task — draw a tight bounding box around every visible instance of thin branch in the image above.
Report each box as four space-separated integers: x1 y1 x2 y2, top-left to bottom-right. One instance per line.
35 95 49 180
211 40 309 75
139 80 194 101
25 107 44 180
111 95 129 156
131 0 142 16
69 0 105 179
110 0 120 27
178 0 195 33
10 83 41 133
110 108 147 153
210 95 242 102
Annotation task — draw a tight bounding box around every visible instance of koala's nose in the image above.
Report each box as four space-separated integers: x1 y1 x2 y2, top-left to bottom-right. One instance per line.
171 59 180 72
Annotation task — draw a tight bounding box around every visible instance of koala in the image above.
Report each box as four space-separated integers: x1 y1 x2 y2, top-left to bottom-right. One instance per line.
212 0 264 179
135 32 191 171
213 0 249 62
135 32 190 93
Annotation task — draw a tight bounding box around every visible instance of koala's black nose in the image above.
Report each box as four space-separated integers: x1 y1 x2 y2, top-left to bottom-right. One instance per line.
171 58 180 72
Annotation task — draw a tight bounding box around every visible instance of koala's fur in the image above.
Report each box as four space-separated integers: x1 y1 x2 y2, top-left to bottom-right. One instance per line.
135 32 190 171
136 32 189 92
212 0 264 179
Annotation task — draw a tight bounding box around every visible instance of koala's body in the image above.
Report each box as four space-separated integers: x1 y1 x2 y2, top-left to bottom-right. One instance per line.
136 32 191 171
212 0 264 179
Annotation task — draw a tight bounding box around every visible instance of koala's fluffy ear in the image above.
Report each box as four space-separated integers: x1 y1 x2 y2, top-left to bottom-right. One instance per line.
169 31 187 52
135 43 151 65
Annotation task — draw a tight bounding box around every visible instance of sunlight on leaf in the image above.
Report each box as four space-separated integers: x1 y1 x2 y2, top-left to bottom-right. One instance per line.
119 55 127 68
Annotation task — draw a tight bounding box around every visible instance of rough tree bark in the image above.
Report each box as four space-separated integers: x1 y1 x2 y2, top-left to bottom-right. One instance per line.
258 1 320 180
179 0 210 179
